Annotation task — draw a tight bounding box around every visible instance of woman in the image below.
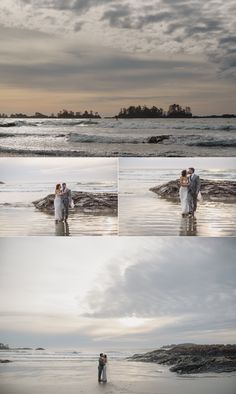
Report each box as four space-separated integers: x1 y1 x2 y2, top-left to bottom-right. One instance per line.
102 354 108 383
54 184 63 223
179 170 190 217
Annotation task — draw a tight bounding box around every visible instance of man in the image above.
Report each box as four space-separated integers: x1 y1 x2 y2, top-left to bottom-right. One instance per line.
187 167 201 216
98 353 105 383
61 182 72 222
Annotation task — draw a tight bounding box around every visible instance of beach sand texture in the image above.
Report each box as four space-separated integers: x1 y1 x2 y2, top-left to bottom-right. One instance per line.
1 360 236 394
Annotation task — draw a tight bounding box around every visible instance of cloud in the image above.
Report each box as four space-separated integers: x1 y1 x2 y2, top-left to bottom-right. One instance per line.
20 0 115 13
100 0 236 77
82 238 236 337
0 238 235 347
0 0 235 114
101 3 133 29
0 37 209 94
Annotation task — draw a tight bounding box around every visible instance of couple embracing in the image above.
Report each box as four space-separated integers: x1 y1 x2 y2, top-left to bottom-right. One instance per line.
54 183 73 223
179 167 201 217
98 353 108 383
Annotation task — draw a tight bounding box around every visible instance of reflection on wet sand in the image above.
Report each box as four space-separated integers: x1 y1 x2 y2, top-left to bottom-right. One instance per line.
0 207 117 236
179 217 198 236
119 192 236 236
55 221 70 236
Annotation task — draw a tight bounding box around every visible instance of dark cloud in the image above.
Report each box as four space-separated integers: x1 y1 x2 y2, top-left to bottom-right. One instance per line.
74 21 85 32
0 43 208 92
20 0 115 13
100 0 236 76
220 36 236 45
101 4 133 29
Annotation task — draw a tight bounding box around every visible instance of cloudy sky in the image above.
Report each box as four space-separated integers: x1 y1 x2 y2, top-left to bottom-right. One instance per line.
0 0 235 116
0 237 235 349
0 157 117 182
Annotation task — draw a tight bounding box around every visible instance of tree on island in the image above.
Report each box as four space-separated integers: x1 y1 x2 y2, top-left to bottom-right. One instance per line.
10 113 28 118
57 109 101 119
117 104 192 118
118 105 164 118
167 104 192 118
0 109 101 119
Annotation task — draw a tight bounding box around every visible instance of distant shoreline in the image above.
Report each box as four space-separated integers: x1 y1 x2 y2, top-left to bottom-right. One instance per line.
0 115 236 120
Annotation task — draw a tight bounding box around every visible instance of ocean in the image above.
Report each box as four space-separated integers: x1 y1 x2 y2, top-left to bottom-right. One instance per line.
0 118 236 157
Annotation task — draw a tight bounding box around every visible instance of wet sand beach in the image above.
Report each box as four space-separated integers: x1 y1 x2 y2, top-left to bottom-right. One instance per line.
0 181 117 236
0 206 117 236
119 168 236 236
1 359 236 394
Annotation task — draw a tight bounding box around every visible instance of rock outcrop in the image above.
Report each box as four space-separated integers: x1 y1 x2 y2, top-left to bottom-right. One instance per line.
128 344 236 374
146 135 170 143
33 191 117 213
0 360 12 363
150 179 236 202
0 122 17 127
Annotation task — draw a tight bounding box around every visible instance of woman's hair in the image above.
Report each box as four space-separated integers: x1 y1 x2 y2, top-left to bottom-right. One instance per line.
181 169 187 177
55 184 61 191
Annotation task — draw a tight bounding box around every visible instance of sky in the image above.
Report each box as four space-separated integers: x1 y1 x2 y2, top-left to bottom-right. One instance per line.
0 237 235 349
0 0 235 116
0 157 117 182
119 157 236 170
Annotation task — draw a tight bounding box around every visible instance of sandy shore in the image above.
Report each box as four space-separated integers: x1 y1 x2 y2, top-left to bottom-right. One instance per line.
119 194 236 236
1 360 236 394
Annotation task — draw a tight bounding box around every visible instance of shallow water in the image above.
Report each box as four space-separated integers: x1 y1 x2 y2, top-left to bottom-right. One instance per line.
0 118 236 156
0 207 117 236
119 168 236 236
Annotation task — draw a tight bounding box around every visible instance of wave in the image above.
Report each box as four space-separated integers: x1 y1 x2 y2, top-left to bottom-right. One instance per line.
188 139 236 147
0 132 66 138
0 120 99 128
1 119 235 133
0 121 38 127
171 125 236 132
0 202 33 208
68 133 142 144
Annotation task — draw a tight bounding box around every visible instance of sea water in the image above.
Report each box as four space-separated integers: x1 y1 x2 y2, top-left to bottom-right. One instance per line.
0 118 236 156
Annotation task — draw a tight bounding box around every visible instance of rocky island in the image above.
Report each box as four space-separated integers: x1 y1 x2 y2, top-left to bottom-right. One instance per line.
150 179 236 202
33 191 117 213
128 344 236 374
